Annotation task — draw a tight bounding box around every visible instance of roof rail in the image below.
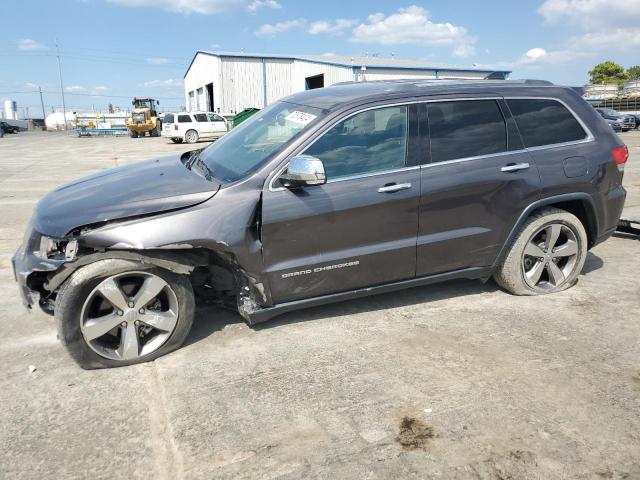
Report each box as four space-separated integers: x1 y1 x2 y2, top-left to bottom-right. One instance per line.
332 78 555 87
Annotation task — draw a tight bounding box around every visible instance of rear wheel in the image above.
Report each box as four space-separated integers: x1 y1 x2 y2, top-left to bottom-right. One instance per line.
185 129 199 144
55 259 195 369
494 208 587 295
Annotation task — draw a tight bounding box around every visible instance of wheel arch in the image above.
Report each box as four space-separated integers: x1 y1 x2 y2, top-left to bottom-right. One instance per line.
492 193 598 271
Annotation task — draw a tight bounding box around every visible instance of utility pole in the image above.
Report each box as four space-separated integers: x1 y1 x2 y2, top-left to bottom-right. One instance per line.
38 86 46 123
55 39 68 130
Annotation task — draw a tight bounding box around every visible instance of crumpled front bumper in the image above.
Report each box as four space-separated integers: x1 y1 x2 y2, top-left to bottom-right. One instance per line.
11 244 64 311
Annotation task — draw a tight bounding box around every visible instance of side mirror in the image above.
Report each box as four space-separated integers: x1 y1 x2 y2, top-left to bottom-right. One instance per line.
279 155 326 188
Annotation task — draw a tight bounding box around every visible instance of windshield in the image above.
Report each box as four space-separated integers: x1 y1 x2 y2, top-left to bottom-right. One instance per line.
198 101 325 183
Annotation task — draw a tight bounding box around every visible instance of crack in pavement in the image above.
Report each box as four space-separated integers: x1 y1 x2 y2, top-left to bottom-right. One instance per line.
146 362 184 480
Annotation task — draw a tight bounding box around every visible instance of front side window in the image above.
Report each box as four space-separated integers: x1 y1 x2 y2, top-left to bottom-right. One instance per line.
178 114 192 123
208 113 224 122
507 99 587 148
303 105 408 180
428 100 507 163
194 113 208 122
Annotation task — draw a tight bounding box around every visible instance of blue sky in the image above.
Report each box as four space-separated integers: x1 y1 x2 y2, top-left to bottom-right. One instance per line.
1 0 639 115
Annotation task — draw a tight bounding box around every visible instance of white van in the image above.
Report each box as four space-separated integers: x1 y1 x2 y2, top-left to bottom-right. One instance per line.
162 112 228 144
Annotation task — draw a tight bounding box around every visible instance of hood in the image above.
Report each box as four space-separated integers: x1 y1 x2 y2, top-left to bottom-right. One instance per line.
35 153 220 237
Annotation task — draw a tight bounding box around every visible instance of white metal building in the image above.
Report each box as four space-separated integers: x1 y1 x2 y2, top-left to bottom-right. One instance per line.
183 52 511 114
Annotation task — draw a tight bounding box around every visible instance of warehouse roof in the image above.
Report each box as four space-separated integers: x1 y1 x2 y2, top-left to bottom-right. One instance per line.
184 51 512 78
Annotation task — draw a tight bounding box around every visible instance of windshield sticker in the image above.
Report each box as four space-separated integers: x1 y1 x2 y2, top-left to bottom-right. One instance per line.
285 111 317 126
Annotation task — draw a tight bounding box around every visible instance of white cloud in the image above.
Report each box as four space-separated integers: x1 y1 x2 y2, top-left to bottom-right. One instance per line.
17 38 45 51
350 6 476 57
108 0 247 15
66 85 86 92
24 82 39 89
141 79 183 88
539 0 640 29
309 18 358 35
147 57 170 64
93 86 109 92
247 0 280 12
255 19 306 36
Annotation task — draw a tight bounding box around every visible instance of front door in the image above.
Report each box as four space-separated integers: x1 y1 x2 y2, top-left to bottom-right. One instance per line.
262 105 420 304
416 98 541 276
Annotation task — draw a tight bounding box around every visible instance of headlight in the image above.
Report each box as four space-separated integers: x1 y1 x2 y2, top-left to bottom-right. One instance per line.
35 235 78 261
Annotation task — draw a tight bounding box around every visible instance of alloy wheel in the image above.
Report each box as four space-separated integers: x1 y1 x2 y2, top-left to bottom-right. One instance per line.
80 272 179 361
521 223 580 290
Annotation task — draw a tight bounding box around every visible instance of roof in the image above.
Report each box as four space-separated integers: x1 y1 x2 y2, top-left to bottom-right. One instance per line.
184 51 511 78
279 79 568 111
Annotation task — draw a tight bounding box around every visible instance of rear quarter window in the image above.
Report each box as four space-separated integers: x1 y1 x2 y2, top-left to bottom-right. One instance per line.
506 99 587 148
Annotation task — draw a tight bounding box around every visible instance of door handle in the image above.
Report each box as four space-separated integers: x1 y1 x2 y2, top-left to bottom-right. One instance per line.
378 183 412 193
501 162 530 173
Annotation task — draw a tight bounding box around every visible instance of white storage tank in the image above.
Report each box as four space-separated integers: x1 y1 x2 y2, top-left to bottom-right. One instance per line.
4 100 18 120
45 112 76 130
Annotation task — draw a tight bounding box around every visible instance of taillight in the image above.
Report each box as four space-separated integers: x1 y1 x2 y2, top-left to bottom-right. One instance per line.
612 145 628 171
174 123 178 131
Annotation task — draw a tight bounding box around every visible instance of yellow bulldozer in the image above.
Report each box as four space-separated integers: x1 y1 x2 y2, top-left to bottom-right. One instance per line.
127 97 161 138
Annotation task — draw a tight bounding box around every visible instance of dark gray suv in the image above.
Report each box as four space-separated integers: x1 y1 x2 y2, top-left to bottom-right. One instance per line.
13 80 628 368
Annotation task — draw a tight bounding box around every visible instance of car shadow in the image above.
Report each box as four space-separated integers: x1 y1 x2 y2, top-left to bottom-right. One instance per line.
581 251 604 275
184 252 606 346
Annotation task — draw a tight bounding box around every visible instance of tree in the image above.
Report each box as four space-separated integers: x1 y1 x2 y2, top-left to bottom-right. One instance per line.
588 61 628 87
627 66 640 81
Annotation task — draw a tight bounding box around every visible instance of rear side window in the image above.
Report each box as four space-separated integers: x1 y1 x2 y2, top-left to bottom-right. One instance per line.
304 105 408 180
194 113 208 122
164 114 174 123
428 100 507 163
506 99 587 148
178 114 192 123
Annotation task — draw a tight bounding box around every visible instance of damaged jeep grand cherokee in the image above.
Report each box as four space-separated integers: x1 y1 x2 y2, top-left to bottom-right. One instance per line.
13 80 627 369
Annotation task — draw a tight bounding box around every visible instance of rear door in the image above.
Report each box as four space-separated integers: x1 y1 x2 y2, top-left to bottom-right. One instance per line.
193 113 213 138
162 114 174 135
417 98 541 276
261 104 421 304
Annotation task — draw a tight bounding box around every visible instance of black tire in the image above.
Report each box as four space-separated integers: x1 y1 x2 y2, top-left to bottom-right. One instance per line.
129 130 139 138
55 259 195 369
493 207 587 296
185 129 199 144
171 138 183 144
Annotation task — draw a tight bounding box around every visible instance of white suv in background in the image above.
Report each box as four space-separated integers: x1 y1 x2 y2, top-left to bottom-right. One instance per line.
162 112 228 144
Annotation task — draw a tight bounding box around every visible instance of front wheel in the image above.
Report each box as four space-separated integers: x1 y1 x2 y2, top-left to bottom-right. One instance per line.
494 207 587 296
129 130 139 138
55 259 195 369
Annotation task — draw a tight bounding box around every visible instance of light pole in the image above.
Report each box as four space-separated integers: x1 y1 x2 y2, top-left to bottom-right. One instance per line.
55 39 68 130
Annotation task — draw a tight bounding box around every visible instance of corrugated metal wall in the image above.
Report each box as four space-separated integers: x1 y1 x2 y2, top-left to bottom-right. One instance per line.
265 59 294 105
220 57 264 113
293 61 352 89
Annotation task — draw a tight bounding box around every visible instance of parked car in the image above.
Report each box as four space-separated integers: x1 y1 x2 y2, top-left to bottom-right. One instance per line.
595 107 636 131
13 80 628 368
605 117 623 132
161 111 228 144
0 121 19 134
631 114 640 129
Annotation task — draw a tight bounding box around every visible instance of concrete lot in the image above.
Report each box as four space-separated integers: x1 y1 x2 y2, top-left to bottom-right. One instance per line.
0 131 639 479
